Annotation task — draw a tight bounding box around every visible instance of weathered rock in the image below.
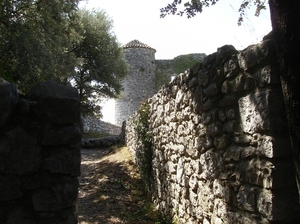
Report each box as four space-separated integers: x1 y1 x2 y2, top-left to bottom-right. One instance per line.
82 116 121 136
0 82 18 127
29 81 80 125
237 40 275 72
253 65 280 87
237 185 256 212
236 158 274 188
0 80 81 223
32 176 78 212
5 207 34 224
0 175 23 201
199 149 222 180
239 90 285 134
81 135 120 148
43 147 81 176
42 125 81 146
0 127 41 175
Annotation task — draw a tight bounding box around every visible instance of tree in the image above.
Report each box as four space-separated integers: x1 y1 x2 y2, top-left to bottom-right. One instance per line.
0 1 128 118
71 9 128 117
160 0 300 196
0 0 81 91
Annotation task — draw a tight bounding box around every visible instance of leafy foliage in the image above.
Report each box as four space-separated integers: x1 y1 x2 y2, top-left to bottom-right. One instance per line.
0 0 80 91
160 0 267 25
71 9 128 117
0 1 128 117
237 0 267 25
155 54 205 90
160 0 219 19
134 101 153 192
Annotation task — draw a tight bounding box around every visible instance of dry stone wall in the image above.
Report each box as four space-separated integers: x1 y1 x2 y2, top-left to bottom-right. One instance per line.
125 39 300 223
82 116 121 135
0 81 81 224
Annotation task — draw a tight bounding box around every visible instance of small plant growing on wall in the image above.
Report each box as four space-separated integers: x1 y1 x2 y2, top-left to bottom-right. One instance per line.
134 101 153 192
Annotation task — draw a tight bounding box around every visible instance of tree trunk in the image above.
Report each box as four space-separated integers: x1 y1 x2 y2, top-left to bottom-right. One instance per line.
269 0 300 197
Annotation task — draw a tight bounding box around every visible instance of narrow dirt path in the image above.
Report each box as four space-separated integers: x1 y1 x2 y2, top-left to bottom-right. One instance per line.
77 147 163 224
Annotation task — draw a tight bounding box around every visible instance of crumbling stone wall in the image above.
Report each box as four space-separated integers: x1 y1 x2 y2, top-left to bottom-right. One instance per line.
82 116 121 135
0 81 81 224
125 39 300 223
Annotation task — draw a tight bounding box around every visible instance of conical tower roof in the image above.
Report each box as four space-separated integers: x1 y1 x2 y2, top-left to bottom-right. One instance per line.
123 39 156 53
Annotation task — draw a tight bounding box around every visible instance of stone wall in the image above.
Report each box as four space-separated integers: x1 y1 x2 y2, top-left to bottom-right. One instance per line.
125 39 300 223
0 81 81 223
82 116 121 135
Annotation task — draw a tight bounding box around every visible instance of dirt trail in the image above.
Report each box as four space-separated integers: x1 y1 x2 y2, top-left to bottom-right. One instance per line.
77 147 162 224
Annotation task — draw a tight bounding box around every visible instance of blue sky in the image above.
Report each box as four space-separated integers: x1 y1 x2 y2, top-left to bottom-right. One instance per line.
80 0 272 123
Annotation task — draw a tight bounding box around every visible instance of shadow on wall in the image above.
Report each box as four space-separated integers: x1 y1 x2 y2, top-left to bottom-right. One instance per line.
0 80 81 223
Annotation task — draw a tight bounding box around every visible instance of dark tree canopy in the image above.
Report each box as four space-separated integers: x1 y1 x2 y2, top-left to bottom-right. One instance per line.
0 1 128 117
0 0 80 91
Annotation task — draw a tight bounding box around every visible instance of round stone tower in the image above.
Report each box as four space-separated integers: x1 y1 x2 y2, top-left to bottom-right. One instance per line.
115 40 156 126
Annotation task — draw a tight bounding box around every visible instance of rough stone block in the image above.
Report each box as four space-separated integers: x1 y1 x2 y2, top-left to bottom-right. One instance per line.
237 40 275 71
0 127 41 175
253 65 280 87
199 149 222 180
189 174 198 191
224 56 240 78
223 146 241 162
197 181 214 215
237 185 256 212
223 120 237 134
214 134 230 150
207 122 223 137
213 179 230 203
256 135 292 158
0 175 23 201
5 207 34 224
236 158 274 188
238 90 285 134
42 125 81 146
0 82 18 127
32 176 78 212
43 148 81 176
262 190 300 222
212 198 229 223
29 81 80 125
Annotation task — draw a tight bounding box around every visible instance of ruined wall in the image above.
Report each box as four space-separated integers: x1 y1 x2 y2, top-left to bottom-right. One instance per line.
0 81 81 224
82 116 121 135
125 39 300 223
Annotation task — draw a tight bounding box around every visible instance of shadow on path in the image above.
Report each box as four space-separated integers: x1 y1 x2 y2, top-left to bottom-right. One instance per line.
78 147 161 224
